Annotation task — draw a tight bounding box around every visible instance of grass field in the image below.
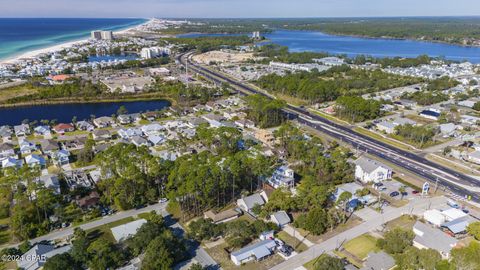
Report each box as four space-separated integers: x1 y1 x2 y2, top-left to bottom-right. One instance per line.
0 84 37 104
309 109 350 125
385 214 417 231
0 218 12 245
343 234 379 260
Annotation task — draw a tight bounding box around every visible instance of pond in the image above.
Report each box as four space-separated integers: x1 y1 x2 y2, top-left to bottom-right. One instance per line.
0 99 170 126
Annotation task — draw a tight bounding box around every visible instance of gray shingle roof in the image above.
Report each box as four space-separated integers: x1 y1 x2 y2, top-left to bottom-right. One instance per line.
241 193 265 209
360 251 395 270
413 221 457 254
354 156 391 174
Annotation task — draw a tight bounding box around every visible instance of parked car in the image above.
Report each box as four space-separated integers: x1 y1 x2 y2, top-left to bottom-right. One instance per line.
390 191 399 197
412 190 420 195
379 187 387 191
159 198 168 203
278 245 293 256
401 192 408 196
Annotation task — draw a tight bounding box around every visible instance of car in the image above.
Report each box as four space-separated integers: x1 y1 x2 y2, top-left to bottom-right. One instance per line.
412 190 420 195
379 187 387 191
462 209 469 214
278 245 292 257
159 198 168 203
401 192 408 196
390 191 399 197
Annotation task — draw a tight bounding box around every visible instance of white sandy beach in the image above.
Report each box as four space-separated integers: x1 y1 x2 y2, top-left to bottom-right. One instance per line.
0 20 150 65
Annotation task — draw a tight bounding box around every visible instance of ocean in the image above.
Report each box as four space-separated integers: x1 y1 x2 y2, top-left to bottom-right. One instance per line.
0 18 146 60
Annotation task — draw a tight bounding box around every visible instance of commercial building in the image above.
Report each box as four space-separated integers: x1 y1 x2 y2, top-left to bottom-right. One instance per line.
354 156 392 183
140 47 170 59
91 30 114 40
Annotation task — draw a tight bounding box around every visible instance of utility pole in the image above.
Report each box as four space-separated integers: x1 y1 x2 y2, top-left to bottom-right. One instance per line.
434 178 439 193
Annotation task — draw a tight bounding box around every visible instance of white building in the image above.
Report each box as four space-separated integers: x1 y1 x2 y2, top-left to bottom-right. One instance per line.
230 239 277 265
141 47 170 59
111 219 147 242
354 156 392 183
91 30 113 40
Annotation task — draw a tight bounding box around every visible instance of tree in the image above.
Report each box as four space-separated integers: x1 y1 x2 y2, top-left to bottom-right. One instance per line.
467 222 480 240
399 186 406 199
245 94 286 128
450 241 480 270
127 212 166 256
70 228 90 265
336 191 352 210
44 253 81 270
117 105 128 115
142 239 174 270
395 246 442 270
87 239 124 270
188 263 205 270
377 227 415 254
473 101 480 111
313 254 343 270
187 218 222 242
302 208 328 235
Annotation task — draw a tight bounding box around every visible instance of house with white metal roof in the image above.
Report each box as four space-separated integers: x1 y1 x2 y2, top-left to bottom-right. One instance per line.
354 156 392 183
230 239 277 265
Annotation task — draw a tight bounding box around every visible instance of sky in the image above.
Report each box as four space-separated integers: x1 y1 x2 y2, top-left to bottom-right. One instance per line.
0 0 479 18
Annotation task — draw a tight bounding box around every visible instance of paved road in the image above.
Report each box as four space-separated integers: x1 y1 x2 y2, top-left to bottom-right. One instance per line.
4 201 219 269
3 202 169 249
177 52 480 204
270 196 447 270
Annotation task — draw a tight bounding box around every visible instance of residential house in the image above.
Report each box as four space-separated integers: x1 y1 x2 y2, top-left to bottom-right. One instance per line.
147 135 166 146
17 244 71 270
76 121 94 131
359 251 396 270
61 137 87 151
230 239 277 266
270 211 291 228
111 219 147 242
52 123 74 134
40 140 59 156
235 119 255 129
333 182 363 202
419 109 441 121
254 129 276 147
413 221 458 259
467 151 480 164
204 209 242 224
186 117 208 128
376 118 417 134
14 123 30 137
64 170 93 189
141 124 165 136
439 123 458 137
142 111 161 121
118 128 143 140
461 115 480 125
0 126 12 142
131 136 151 147
117 113 141 125
92 129 112 141
202 113 225 128
34 125 51 137
19 139 37 155
1 157 21 169
237 193 265 213
36 175 61 194
354 156 392 183
25 154 46 168
53 149 70 166
0 143 15 158
266 165 295 189
93 116 115 128
76 191 100 209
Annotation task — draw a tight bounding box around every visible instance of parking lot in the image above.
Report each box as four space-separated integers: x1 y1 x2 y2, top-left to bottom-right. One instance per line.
374 179 417 200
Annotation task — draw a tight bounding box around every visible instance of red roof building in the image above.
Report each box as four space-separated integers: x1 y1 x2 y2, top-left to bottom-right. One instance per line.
52 123 74 134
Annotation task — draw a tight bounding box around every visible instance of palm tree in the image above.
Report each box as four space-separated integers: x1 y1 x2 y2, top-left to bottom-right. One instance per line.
399 186 406 199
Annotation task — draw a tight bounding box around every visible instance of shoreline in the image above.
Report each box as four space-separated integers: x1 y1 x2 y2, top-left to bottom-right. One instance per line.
0 94 175 109
0 18 151 65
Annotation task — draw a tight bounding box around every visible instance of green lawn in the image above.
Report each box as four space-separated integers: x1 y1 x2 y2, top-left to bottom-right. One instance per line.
276 231 308 252
343 234 379 260
86 217 136 243
353 127 414 151
385 215 417 231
